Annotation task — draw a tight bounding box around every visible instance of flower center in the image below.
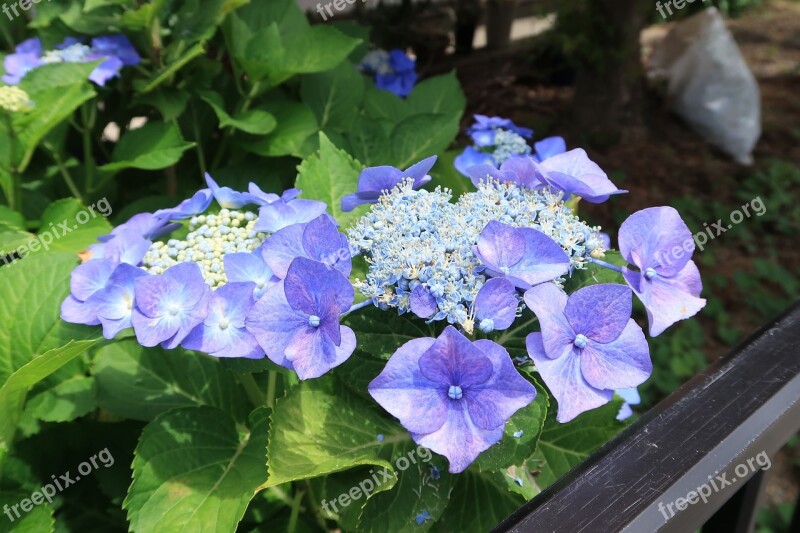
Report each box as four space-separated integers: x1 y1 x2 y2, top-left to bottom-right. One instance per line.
644 267 658 280
168 304 181 317
478 318 495 333
308 315 321 328
219 318 230 331
499 266 511 275
573 333 588 349
448 385 463 400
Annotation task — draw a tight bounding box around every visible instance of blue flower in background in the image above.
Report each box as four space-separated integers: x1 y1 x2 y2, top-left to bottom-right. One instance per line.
616 387 641 421
360 48 418 98
525 283 651 422
341 156 436 212
475 221 571 290
538 148 627 203
467 115 533 147
618 207 706 336
246 257 356 380
453 146 495 177
455 115 533 176
533 136 567 162
369 326 536 473
2 35 140 86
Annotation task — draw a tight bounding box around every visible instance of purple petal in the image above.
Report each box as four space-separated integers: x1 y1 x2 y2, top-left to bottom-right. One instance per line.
633 260 706 336
88 55 123 86
412 401 504 473
284 325 356 379
224 252 275 298
70 259 116 301
342 191 382 212
618 206 695 277
404 155 437 186
473 278 518 331
475 221 525 271
540 149 626 203
457 148 497 179
533 136 566 162
205 173 261 208
503 227 571 288
498 156 546 189
580 319 651 390
464 340 536 430
410 284 438 319
260 223 306 279
564 284 632 343
302 216 351 276
154 189 213 220
369 337 449 434
523 283 574 359
255 198 328 233
357 166 404 194
245 281 308 369
61 296 101 326
418 326 493 388
526 332 613 423
283 257 354 316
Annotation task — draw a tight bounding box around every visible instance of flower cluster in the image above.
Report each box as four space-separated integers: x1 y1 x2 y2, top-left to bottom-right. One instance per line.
0 85 33 112
3 35 140 86
62 139 705 473
359 48 418 98
347 179 604 328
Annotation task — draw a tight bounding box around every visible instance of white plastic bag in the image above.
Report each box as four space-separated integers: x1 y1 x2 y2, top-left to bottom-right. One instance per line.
649 8 761 165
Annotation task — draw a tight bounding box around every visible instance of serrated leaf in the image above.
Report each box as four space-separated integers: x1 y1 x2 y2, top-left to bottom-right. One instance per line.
391 114 460 169
264 377 407 488
125 406 268 532
301 62 365 131
0 221 33 256
295 132 365 229
0 339 101 456
92 339 251 422
0 252 98 385
529 398 625 490
99 122 195 173
241 101 318 158
344 115 391 166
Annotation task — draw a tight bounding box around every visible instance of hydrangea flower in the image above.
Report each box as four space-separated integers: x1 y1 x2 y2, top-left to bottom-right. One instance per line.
455 115 534 176
223 251 277 299
85 263 148 339
360 49 418 98
616 387 641 421
60 259 119 326
182 282 263 358
618 207 706 336
254 194 328 234
474 221 571 289
3 35 140 86
341 156 436 212
0 85 33 112
246 257 356 379
260 215 351 279
154 189 213 220
524 283 652 422
131 262 210 349
369 326 536 473
205 173 263 208
538 149 627 204
533 136 566 162
470 277 519 334
348 179 604 327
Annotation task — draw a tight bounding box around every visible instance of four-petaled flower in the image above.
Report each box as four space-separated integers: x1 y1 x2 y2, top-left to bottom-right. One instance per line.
618 207 706 336
369 326 536 473
246 257 356 379
467 115 533 147
524 283 651 422
260 215 351 279
475 221 571 289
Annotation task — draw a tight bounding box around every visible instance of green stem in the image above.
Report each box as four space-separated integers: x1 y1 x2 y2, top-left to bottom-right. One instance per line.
266 371 277 408
238 373 265 407
81 103 97 196
2 114 21 212
287 488 305 533
305 480 330 531
190 104 207 175
45 143 83 203
210 81 262 170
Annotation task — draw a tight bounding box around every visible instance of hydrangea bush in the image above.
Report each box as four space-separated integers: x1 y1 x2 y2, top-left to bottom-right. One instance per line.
0 1 705 531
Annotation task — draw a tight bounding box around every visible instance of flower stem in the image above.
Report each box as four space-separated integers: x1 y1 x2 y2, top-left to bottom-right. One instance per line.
81 102 97 195
287 488 305 533
342 300 372 318
45 142 83 203
588 257 625 274
266 370 277 408
238 373 265 407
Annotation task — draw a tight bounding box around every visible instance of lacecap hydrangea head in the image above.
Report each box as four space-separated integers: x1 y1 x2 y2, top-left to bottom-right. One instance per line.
0 85 33 112
359 48 418 98
347 177 606 330
61 174 329 359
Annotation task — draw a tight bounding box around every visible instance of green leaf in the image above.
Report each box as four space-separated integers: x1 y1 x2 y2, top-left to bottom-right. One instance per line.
406 72 466 117
342 307 436 360
343 115 392 167
0 206 24 228
34 197 113 255
134 88 190 121
0 490 54 532
136 42 206 93
433 470 527 532
14 63 97 171
241 101 318 158
125 406 269 532
0 339 101 456
391 114 460 169
265 377 404 488
99 122 195 173
0 252 98 384
295 132 366 229
0 221 33 257
473 376 548 471
300 62 365 131
362 85 410 128
92 339 251 422
199 92 277 134
171 0 227 43
25 376 96 423
529 398 625 490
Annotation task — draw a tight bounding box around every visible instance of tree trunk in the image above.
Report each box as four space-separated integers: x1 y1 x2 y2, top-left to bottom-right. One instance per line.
562 0 648 145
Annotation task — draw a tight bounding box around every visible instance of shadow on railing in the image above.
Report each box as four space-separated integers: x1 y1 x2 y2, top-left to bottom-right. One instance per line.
494 302 800 533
